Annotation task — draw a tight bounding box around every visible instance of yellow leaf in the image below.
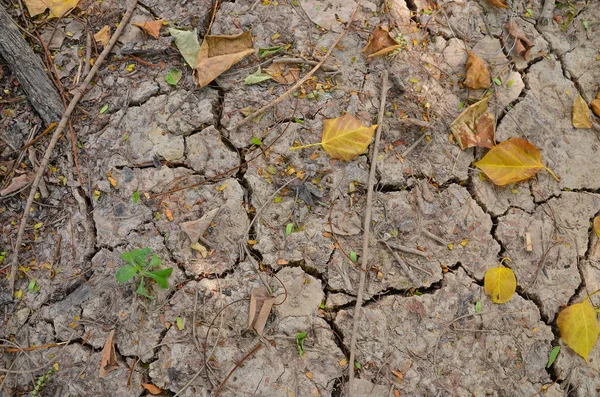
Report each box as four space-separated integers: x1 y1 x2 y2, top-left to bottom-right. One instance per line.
594 216 600 240
190 242 208 258
557 299 600 362
14 289 23 299
484 266 516 304
573 94 592 129
107 176 117 187
193 32 254 88
165 208 173 221
34 222 44 230
132 19 163 39
474 138 547 186
450 97 496 149
23 0 79 18
94 26 111 46
464 51 491 89
591 99 600 118
291 113 376 161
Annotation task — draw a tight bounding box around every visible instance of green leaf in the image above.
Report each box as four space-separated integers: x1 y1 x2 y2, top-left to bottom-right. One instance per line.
165 68 182 86
354 360 362 369
169 28 201 67
0 251 5 265
100 104 109 114
349 251 357 263
244 67 272 85
458 101 466 110
176 316 185 330
296 331 307 357
132 191 139 204
120 248 152 266
145 268 173 289
506 79 514 87
251 137 262 146
258 45 284 58
583 20 589 30
475 301 482 313
286 223 293 236
493 77 502 86
28 279 39 293
547 346 560 368
116 265 138 283
136 279 154 299
147 254 162 268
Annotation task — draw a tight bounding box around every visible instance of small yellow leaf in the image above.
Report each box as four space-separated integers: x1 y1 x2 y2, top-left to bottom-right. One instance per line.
34 222 44 230
94 25 111 46
474 138 545 186
107 176 117 187
460 239 468 247
125 63 135 72
339 358 348 366
484 266 516 304
216 183 228 192
447 243 454 250
573 94 592 129
190 242 208 258
165 208 173 221
14 289 23 299
557 299 600 362
305 371 313 379
594 216 600 240
294 113 377 161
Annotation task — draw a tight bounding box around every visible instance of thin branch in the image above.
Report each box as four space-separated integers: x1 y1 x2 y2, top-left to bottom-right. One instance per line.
347 70 389 396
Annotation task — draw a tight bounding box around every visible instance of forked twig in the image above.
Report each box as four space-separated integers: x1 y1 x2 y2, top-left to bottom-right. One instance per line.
8 0 139 293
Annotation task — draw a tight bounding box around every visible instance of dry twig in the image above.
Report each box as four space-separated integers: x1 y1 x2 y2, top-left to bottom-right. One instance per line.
347 70 389 396
8 0 139 293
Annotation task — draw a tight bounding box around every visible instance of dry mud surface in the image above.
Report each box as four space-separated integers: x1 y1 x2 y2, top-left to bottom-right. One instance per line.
1 0 600 396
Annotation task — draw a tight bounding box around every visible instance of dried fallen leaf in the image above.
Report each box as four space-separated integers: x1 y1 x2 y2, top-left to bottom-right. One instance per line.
193 31 254 88
99 330 119 377
132 19 163 39
141 383 162 395
180 208 220 243
505 20 534 60
485 0 508 8
362 26 403 58
573 94 592 129
391 369 404 382
0 173 34 196
169 28 201 67
484 266 516 304
450 97 496 149
165 208 173 221
23 0 79 17
248 286 275 336
94 26 111 46
474 138 557 185
591 99 600 118
290 113 377 161
593 216 600 240
190 242 208 258
264 63 300 85
463 51 491 90
557 299 600 362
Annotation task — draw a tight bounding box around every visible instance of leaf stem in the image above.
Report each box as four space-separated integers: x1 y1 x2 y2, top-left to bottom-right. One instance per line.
289 142 322 151
544 166 560 182
586 289 600 300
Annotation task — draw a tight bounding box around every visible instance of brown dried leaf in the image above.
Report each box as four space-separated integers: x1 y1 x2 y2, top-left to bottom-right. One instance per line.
506 20 533 60
180 208 220 243
362 26 402 58
264 63 300 85
573 94 592 129
464 51 491 89
593 216 600 240
94 25 111 46
141 383 162 395
450 97 496 149
99 330 119 377
485 0 508 8
193 31 254 88
0 173 34 196
132 19 163 39
248 286 274 336
591 99 600 118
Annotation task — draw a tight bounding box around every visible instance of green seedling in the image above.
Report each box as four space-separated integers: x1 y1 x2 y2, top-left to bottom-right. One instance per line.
116 247 172 299
296 331 307 357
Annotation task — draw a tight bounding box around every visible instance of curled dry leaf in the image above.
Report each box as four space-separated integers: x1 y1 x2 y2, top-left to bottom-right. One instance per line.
264 63 300 85
362 26 403 58
99 330 119 377
248 286 275 336
94 25 111 47
505 20 534 60
0 173 34 196
464 51 491 89
484 266 516 304
474 138 557 185
485 0 508 8
290 113 377 161
193 31 254 88
572 94 592 129
450 97 496 149
132 19 163 39
557 299 600 362
23 0 79 18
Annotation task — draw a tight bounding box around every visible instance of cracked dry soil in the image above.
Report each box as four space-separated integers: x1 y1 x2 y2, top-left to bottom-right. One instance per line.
1 0 600 396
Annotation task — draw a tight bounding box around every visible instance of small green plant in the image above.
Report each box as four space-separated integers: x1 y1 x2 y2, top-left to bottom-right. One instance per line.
32 366 55 397
116 248 172 299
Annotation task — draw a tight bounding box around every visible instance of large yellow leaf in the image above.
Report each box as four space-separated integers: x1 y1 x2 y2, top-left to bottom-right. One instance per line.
290 113 376 161
193 31 254 88
474 138 546 185
484 266 516 304
450 97 496 149
23 0 79 18
573 94 592 129
557 299 600 362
